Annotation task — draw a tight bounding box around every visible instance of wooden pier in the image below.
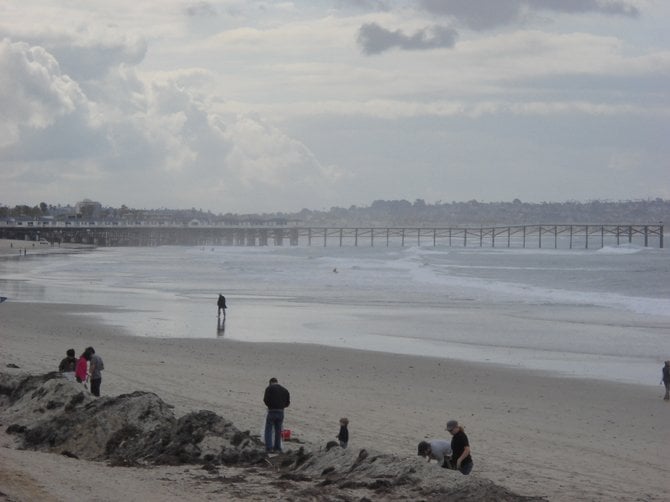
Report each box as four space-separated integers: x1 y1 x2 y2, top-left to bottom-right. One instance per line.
298 224 663 249
0 223 663 249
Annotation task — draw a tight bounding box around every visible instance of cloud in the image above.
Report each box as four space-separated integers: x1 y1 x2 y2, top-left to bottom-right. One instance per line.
357 22 458 54
529 0 639 17
185 1 218 17
335 0 391 11
48 36 147 81
0 25 147 81
418 0 639 30
0 36 342 212
0 39 92 150
0 0 666 210
224 115 341 190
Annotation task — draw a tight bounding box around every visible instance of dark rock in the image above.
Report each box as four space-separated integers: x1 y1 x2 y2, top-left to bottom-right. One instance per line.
201 462 218 473
279 472 312 482
105 424 143 456
270 480 295 490
65 392 86 411
0 372 266 467
6 423 26 434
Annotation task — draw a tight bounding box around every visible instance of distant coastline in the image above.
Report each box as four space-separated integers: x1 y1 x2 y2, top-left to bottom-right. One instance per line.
3 198 669 228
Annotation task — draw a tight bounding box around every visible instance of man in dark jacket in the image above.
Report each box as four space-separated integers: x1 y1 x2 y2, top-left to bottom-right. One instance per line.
217 294 227 318
263 377 290 453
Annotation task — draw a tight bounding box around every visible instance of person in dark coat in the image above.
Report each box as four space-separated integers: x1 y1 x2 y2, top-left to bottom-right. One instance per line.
337 417 349 448
58 349 77 381
662 360 670 401
59 348 77 372
263 377 290 453
217 294 227 318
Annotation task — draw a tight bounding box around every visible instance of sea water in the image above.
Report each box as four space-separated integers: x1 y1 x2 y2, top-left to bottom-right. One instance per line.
1 244 668 385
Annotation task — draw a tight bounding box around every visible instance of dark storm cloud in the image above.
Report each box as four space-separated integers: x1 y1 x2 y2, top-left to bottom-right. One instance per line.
357 23 458 55
418 0 639 30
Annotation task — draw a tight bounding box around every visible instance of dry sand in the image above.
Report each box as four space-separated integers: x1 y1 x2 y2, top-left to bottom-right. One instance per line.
0 243 669 501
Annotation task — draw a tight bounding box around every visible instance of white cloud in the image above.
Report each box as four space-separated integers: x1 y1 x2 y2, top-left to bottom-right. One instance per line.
0 39 90 148
0 33 342 211
0 0 668 210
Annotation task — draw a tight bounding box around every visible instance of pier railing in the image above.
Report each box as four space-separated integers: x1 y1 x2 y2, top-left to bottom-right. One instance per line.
0 222 663 249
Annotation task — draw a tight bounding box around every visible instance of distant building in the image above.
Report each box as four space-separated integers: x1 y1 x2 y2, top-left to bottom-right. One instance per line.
75 199 102 219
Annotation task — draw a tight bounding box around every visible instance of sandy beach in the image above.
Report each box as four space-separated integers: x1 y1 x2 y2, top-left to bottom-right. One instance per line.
1 293 668 501
0 238 94 258
1 240 669 500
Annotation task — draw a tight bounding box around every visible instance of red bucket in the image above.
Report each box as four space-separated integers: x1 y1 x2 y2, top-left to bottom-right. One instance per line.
281 429 291 440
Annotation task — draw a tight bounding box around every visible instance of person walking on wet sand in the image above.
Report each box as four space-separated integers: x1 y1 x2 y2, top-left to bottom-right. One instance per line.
445 420 473 475
263 377 290 453
217 294 227 319
662 361 670 401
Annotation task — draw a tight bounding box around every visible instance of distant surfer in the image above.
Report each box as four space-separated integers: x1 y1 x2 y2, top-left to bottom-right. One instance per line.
217 294 227 319
662 360 670 401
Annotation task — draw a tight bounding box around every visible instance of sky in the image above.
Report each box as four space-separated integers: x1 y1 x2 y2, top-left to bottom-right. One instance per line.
1 0 669 213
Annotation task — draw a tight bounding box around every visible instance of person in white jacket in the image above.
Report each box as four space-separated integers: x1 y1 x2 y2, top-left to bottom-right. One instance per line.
417 439 453 466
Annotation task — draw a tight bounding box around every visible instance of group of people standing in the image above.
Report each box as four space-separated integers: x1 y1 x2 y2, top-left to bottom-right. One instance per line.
58 346 104 397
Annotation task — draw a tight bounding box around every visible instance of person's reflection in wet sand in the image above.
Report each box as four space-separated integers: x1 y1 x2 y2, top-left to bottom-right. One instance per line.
217 316 226 335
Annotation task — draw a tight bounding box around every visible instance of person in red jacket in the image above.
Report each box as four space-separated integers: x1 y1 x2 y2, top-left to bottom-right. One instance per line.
75 349 91 384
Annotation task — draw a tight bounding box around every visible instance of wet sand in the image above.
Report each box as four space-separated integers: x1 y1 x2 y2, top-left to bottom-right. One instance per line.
0 238 93 258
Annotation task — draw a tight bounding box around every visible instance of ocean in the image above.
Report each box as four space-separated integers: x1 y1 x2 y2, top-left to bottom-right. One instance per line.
1 244 668 385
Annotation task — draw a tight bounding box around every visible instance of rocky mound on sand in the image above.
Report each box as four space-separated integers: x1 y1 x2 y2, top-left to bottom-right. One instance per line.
0 371 264 466
0 372 545 501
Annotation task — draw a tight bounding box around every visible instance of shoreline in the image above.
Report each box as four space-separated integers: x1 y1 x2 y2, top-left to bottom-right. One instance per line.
2 240 666 387
0 238 95 259
1 301 668 501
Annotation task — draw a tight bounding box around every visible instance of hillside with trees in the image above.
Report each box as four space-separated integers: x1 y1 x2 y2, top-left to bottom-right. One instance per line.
1 199 668 227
